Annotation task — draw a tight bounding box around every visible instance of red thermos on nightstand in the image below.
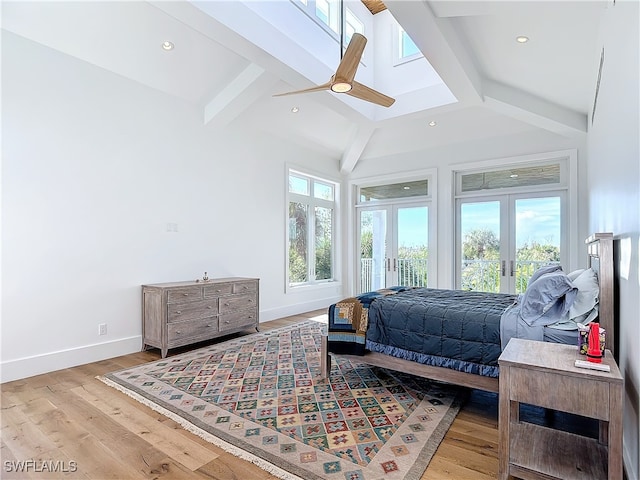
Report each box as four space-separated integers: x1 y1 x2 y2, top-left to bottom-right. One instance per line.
586 322 602 363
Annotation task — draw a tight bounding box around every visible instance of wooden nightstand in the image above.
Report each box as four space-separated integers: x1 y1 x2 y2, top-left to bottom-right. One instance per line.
498 338 623 480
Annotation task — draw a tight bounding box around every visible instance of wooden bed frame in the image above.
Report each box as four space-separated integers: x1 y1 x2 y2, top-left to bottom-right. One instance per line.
319 233 615 393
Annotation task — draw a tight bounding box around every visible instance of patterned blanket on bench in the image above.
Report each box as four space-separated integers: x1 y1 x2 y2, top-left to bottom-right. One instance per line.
327 286 413 355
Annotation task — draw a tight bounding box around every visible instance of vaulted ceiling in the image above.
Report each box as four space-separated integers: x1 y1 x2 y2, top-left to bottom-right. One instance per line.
2 0 608 173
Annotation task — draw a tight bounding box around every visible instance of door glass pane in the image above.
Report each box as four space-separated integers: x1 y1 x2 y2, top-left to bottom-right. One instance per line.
515 197 561 293
315 207 332 281
397 206 428 287
288 202 308 284
360 209 387 293
460 202 501 292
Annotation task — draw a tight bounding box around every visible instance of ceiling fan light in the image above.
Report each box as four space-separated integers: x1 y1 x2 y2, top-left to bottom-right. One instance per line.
331 82 352 93
161 41 174 51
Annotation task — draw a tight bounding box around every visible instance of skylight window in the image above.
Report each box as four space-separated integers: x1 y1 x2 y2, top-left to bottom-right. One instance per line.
399 27 420 59
292 0 363 42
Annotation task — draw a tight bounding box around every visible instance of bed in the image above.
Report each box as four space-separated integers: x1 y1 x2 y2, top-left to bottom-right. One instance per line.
320 233 614 393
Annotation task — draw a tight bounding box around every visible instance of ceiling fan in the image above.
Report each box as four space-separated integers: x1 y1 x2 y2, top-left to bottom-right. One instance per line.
273 33 395 108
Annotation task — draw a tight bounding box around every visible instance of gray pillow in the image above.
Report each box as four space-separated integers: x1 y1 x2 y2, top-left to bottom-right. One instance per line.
520 271 578 326
529 264 564 285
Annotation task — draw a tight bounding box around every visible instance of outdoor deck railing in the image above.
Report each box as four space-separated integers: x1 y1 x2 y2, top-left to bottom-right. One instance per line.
360 258 558 293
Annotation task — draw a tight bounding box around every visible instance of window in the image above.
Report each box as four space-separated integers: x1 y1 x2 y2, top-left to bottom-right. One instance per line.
399 28 420 58
455 160 569 294
288 170 338 288
291 0 363 42
355 176 433 293
344 9 364 44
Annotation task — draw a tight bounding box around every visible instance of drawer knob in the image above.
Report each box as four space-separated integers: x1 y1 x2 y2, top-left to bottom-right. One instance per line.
175 310 182 314
216 289 221 292
249 315 254 319
183 293 189 296
207 306 213 309
225 320 230 324
248 299 252 303
224 302 230 307
243 286 248 290
207 324 212 327
176 330 181 334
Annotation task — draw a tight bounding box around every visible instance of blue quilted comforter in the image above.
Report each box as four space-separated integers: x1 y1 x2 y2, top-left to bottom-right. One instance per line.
330 287 517 378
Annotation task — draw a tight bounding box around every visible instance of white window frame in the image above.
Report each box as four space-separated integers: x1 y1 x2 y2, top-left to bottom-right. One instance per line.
393 25 423 66
451 150 579 290
286 167 340 292
347 169 438 296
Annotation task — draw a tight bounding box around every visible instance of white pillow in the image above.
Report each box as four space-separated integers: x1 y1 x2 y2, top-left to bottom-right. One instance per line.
569 268 599 319
567 269 586 281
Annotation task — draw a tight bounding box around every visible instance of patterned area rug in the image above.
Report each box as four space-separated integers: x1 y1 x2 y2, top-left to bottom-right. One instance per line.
101 320 465 480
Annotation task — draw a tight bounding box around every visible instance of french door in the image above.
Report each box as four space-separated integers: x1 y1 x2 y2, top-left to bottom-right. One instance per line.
456 192 565 294
357 203 429 293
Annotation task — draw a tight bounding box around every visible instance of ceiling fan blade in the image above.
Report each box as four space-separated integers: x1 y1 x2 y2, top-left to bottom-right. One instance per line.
334 33 367 84
348 81 395 107
273 82 331 97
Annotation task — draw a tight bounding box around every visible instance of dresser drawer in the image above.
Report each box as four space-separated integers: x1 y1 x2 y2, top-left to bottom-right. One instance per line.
233 281 257 294
167 287 202 304
204 283 233 297
168 317 218 343
219 293 256 313
167 299 218 323
219 309 258 332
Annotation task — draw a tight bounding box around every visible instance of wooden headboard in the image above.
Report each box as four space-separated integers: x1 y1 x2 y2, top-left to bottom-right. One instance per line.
585 233 615 355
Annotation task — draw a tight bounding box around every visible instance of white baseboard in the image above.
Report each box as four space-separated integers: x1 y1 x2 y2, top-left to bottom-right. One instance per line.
0 336 142 384
258 296 340 322
1 299 342 383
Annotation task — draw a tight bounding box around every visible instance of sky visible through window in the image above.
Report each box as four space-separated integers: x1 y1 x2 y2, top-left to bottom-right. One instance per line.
397 197 560 249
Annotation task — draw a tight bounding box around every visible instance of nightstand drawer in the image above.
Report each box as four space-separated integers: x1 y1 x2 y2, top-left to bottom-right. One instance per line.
509 367 610 420
219 293 256 313
167 299 218 323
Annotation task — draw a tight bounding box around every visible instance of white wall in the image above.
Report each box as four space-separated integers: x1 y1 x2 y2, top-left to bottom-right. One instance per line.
1 32 343 382
586 1 640 478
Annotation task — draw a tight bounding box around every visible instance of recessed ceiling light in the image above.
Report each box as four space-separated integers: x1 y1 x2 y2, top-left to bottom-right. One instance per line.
162 41 174 51
403 186 411 190
428 121 437 127
516 36 529 44
291 106 299 113
510 174 519 178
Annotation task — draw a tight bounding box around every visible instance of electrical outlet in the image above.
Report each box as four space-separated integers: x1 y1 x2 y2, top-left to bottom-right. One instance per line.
98 323 107 336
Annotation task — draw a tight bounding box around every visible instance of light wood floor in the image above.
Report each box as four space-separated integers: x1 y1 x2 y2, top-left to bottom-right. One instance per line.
1 310 502 479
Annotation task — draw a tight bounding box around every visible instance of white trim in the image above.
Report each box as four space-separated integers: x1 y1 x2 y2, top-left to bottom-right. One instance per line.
0 336 142 383
258 298 340 323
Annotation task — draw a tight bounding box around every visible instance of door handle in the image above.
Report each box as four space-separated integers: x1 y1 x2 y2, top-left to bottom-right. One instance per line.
393 258 397 272
510 260 514 277
501 260 506 276
386 258 391 271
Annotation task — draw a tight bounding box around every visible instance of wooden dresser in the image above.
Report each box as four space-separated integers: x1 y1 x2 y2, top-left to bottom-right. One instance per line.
142 277 259 358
